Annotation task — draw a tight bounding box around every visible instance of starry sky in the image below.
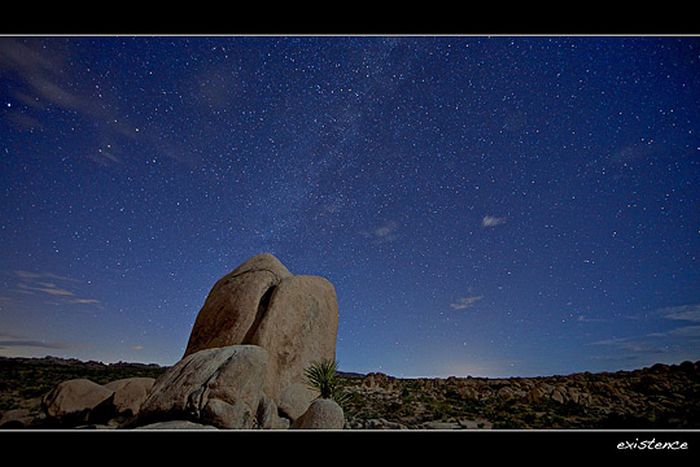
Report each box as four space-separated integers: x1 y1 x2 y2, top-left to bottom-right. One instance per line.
1 37 699 378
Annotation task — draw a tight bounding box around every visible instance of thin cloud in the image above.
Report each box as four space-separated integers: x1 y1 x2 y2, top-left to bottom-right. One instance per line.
450 295 483 310
590 306 700 358
590 336 668 355
18 282 74 297
649 325 700 339
14 270 44 280
658 303 700 323
68 298 100 305
0 39 138 167
131 345 144 351
0 40 106 118
362 221 399 244
37 285 74 297
14 270 80 283
10 270 100 308
0 338 68 350
482 216 506 228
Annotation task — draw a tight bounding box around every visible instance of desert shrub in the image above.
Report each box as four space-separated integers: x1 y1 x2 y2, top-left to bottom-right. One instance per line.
304 359 351 409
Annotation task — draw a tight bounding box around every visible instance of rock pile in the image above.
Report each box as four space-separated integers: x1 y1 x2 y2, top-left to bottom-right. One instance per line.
41 376 155 427
32 253 344 430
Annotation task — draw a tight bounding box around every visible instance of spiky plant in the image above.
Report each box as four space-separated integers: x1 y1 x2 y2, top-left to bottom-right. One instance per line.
304 359 351 409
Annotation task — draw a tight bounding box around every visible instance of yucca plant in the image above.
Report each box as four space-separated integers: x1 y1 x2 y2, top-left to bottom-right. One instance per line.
304 359 351 409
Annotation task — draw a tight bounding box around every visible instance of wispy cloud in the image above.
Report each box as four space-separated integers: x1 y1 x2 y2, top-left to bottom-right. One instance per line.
0 339 68 350
0 40 106 118
658 303 700 323
362 221 399 244
10 270 100 308
649 325 700 338
0 39 137 167
131 345 144 351
590 336 666 354
590 303 700 360
19 282 75 297
0 333 69 350
482 215 506 228
68 298 100 305
15 270 79 283
450 295 483 310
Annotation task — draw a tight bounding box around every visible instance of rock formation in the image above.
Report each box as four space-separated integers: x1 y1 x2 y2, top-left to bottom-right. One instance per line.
155 253 339 428
183 254 338 401
28 253 343 430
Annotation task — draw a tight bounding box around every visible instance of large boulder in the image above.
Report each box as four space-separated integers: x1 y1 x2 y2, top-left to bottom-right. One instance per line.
183 254 339 404
292 399 344 429
42 379 114 425
247 275 338 399
184 253 292 357
137 345 268 429
104 377 155 417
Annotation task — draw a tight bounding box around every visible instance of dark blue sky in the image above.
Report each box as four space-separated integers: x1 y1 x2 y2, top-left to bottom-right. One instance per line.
1 37 699 377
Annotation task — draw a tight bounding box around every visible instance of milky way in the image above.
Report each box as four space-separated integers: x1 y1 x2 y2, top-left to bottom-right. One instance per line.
1 37 699 377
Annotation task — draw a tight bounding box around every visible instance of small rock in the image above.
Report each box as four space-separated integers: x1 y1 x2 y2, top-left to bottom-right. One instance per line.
365 418 405 429
551 388 566 404
458 418 493 429
0 409 33 429
458 386 479 400
497 386 516 400
292 399 344 429
528 386 546 403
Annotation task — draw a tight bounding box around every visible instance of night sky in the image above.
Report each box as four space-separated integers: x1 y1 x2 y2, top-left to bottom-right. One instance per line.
1 37 699 378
